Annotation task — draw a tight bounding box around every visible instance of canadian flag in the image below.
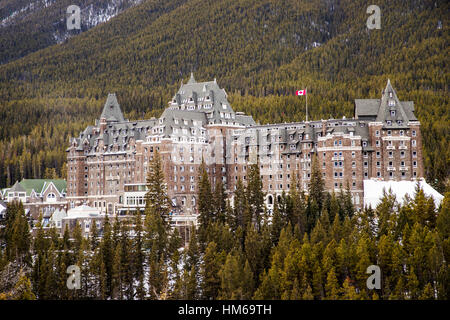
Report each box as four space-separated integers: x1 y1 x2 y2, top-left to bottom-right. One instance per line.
296 90 306 96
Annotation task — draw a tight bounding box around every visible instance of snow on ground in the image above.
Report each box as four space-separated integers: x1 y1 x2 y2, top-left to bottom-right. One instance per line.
363 178 444 209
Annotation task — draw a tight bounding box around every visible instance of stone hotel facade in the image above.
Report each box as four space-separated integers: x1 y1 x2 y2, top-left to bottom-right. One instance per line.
66 75 424 214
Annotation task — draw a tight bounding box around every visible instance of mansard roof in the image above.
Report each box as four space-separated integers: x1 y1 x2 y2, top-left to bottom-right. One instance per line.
100 93 125 122
354 80 417 126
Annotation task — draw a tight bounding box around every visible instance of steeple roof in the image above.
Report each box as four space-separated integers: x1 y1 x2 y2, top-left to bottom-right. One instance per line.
187 72 196 84
100 93 125 122
376 79 410 127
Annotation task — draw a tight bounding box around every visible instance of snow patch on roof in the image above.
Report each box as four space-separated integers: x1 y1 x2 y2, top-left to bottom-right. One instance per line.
363 179 444 208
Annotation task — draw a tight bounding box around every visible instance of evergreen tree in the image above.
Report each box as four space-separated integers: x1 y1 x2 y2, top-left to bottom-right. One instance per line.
197 159 213 246
145 150 171 228
325 268 340 300
246 163 265 231
201 242 222 300
133 209 145 300
213 180 227 224
308 154 325 228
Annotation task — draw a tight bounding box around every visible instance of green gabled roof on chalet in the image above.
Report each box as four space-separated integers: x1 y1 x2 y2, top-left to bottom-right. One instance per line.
15 179 67 196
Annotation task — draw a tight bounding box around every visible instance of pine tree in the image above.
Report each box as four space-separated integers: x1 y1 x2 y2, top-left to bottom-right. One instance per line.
420 283 435 300
289 174 307 236
241 259 254 299
13 273 36 300
197 159 213 246
308 154 325 219
112 244 122 299
233 178 247 232
133 209 145 299
325 268 340 300
246 163 265 231
168 230 182 300
201 241 222 300
145 150 171 228
90 219 99 251
100 213 113 298
342 277 358 300
213 180 227 224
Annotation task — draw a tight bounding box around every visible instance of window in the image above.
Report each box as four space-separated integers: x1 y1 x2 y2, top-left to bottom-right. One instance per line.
387 130 392 136
375 130 380 137
412 130 416 137
390 110 396 117
412 140 417 147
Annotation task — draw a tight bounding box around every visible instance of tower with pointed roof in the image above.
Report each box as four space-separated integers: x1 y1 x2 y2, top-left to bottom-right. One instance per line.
355 80 423 182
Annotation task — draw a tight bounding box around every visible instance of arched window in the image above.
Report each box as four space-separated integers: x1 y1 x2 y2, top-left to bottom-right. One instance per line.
267 195 273 205
47 193 56 203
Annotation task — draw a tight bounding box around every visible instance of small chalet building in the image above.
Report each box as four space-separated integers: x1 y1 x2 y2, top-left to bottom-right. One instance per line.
4 179 67 220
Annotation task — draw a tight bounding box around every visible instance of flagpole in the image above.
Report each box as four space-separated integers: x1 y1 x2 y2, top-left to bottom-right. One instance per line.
306 87 308 122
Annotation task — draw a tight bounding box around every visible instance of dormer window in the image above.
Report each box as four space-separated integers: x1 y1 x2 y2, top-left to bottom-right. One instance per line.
389 92 393 98
387 120 392 125
390 110 396 117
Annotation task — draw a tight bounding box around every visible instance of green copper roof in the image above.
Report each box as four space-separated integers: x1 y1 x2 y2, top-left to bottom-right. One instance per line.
16 179 67 196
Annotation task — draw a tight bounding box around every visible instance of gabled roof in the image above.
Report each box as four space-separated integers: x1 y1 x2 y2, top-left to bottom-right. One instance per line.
10 179 67 197
100 93 125 122
9 181 26 193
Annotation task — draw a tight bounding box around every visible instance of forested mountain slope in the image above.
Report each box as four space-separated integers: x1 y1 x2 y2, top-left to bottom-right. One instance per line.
0 0 448 192
0 0 144 64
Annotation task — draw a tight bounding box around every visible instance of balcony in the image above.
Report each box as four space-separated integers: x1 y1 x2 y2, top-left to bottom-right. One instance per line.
399 146 408 150
399 166 409 171
386 146 396 150
332 156 344 161
387 167 396 171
